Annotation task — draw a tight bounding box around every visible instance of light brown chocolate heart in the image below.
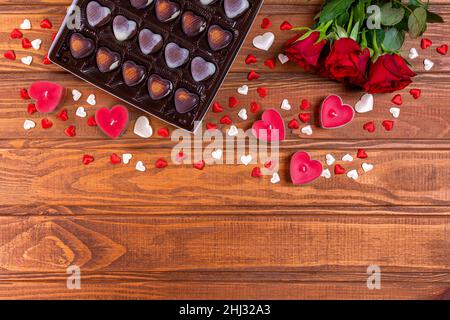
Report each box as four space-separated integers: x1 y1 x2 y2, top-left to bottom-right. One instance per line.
155 0 181 22
174 88 199 114
122 61 145 86
207 25 233 51
96 47 121 73
70 33 95 59
181 11 206 37
148 74 173 100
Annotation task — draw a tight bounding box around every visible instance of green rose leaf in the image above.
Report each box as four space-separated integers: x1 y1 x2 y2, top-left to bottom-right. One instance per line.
408 7 427 38
382 28 405 51
381 3 405 26
319 0 356 24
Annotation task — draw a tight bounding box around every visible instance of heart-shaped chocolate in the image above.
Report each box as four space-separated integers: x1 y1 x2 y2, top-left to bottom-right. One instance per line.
148 74 173 100
224 0 250 19
130 0 154 9
113 15 137 41
182 11 206 37
86 1 112 27
208 25 233 51
96 47 121 73
191 56 216 82
174 88 199 114
139 29 163 55
70 33 95 59
122 61 145 86
165 42 189 69
155 0 181 23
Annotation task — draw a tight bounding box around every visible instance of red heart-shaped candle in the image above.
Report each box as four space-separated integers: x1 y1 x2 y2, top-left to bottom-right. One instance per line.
252 109 285 142
95 105 129 139
290 151 323 185
320 95 355 129
29 81 66 113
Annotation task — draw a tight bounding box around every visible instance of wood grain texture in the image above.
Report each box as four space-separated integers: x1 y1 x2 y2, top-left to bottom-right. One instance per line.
0 0 449 300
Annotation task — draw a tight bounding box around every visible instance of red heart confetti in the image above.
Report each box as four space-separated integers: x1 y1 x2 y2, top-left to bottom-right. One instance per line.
157 127 170 137
299 113 311 123
261 18 272 29
176 151 187 163
357 149 368 159
264 58 276 69
22 38 32 49
247 71 260 81
391 94 403 106
220 115 232 125
280 21 293 31
250 101 261 113
42 54 52 65
257 87 268 98
409 89 421 99
251 167 262 178
20 88 30 100
421 38 432 49
229 96 239 108
40 19 52 29
437 44 448 55
206 122 218 131
194 160 205 170
87 115 97 127
382 120 395 131
82 154 94 165
4 50 16 61
212 102 223 113
41 118 53 129
300 99 311 110
56 109 68 121
10 28 23 39
110 153 121 165
155 158 168 169
64 125 76 137
245 54 257 65
264 160 273 169
363 121 375 133
288 119 300 129
27 103 37 115
334 164 346 175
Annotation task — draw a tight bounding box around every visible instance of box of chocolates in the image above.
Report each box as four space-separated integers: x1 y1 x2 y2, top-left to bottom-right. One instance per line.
49 0 264 132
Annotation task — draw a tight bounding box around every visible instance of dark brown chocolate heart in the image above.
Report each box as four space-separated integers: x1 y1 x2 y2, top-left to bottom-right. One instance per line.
148 74 173 100
70 33 95 59
155 0 181 23
174 88 199 114
207 25 233 51
96 47 121 73
122 61 145 86
181 11 206 37
86 1 112 27
130 0 153 9
191 57 216 82
139 29 163 55
113 15 137 41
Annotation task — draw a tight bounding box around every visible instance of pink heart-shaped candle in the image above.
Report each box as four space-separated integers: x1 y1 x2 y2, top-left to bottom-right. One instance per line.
290 151 323 185
252 109 285 142
320 95 355 129
29 81 66 113
95 105 129 139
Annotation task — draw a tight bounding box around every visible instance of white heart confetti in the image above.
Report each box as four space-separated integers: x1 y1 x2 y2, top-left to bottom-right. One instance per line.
72 89 82 101
228 125 239 137
87 94 96 106
321 169 331 179
21 56 33 66
252 32 275 51
270 172 281 184
238 108 248 121
122 153 133 164
424 59 434 71
362 163 374 173
20 19 31 30
326 154 335 166
212 149 223 161
76 106 87 118
355 93 374 114
342 154 354 162
347 169 359 180
136 161 146 172
31 39 42 50
278 53 289 64
390 107 400 119
301 125 313 136
23 119 35 130
281 99 291 111
409 48 419 60
240 155 252 166
237 85 249 95
133 116 153 138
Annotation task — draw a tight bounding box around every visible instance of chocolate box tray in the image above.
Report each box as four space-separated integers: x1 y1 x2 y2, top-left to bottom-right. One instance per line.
49 0 264 132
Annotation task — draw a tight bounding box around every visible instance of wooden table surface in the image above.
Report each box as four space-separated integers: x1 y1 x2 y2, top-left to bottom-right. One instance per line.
0 0 449 300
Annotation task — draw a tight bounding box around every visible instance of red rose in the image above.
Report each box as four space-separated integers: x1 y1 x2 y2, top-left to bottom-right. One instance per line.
364 54 416 94
324 38 370 86
285 32 327 71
